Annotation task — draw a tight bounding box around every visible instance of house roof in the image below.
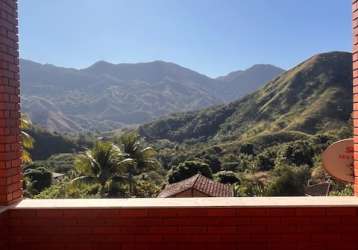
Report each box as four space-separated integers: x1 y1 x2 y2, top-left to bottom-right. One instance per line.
158 174 234 198
304 182 331 196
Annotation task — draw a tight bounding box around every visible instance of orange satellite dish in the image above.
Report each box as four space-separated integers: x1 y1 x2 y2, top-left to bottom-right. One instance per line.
322 138 354 183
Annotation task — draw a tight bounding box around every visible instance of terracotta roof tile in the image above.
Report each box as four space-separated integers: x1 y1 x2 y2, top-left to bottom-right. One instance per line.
158 174 234 198
305 182 331 196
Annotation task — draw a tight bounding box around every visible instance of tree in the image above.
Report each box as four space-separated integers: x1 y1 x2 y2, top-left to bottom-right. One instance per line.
21 114 34 163
204 155 221 173
234 176 265 197
116 131 159 194
23 163 52 196
265 165 310 196
256 148 276 171
329 182 353 196
239 143 255 155
214 171 240 184
71 141 129 197
35 178 101 199
133 179 160 198
275 141 315 167
168 160 212 183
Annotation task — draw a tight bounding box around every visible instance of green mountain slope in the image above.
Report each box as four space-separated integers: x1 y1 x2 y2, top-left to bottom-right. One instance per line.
139 52 352 143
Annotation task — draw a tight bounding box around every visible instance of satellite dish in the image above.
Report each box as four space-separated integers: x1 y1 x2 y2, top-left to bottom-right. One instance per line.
322 138 354 183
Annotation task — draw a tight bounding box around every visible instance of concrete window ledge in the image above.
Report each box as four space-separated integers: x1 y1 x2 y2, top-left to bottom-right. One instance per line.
0 196 357 211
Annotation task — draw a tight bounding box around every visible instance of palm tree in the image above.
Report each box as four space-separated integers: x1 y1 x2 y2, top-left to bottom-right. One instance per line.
21 114 34 163
116 131 159 194
71 141 131 197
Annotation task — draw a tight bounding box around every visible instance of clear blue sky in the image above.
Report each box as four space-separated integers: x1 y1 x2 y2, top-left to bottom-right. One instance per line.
19 0 352 77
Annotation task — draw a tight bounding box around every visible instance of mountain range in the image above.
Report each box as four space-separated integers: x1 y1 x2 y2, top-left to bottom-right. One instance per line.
139 52 352 144
137 51 352 197
20 59 284 132
24 51 353 198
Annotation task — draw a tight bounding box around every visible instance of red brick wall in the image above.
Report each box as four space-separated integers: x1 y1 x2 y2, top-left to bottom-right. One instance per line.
354 1 358 196
5 207 358 250
0 0 21 205
0 211 9 250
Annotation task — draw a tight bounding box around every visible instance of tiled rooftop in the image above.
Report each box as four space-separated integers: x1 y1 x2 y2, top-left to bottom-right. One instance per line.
158 174 234 198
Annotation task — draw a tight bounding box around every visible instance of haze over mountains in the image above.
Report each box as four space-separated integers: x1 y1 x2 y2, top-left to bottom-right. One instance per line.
216 64 284 101
20 59 284 132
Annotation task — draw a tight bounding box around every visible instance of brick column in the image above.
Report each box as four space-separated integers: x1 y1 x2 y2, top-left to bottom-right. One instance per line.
354 1 358 195
0 0 22 205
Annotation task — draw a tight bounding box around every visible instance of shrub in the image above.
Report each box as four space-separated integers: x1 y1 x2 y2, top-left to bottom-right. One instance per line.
275 141 315 167
168 160 212 183
239 143 255 155
265 165 310 196
214 171 240 184
256 148 277 171
234 176 265 197
24 166 52 195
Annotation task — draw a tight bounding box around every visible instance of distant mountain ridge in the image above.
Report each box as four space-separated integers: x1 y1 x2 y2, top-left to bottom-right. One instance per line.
20 58 284 132
216 64 285 101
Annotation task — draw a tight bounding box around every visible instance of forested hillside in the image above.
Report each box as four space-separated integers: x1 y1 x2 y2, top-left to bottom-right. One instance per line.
140 52 352 143
137 52 353 196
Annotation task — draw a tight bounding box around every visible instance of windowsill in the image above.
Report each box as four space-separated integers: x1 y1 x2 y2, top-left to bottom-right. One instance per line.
1 196 357 210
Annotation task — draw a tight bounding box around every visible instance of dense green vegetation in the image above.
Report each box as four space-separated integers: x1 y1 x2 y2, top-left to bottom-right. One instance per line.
27 126 82 160
25 132 164 199
23 162 53 196
20 114 34 163
24 52 354 198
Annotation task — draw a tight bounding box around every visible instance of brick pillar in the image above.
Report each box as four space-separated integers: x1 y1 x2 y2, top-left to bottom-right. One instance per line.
0 0 22 205
354 0 358 196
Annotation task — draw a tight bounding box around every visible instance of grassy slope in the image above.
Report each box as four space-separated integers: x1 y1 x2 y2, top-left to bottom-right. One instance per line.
139 52 352 144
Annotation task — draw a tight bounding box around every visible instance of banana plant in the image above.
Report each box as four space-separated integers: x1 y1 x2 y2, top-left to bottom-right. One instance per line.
21 114 34 163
